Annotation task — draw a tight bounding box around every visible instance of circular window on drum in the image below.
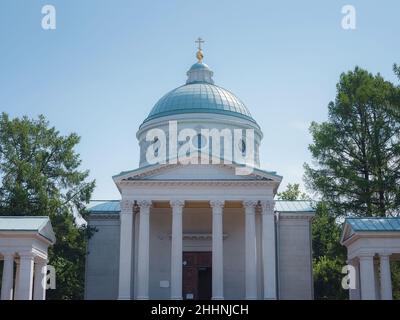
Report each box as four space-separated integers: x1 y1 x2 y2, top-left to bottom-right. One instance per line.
193 133 207 149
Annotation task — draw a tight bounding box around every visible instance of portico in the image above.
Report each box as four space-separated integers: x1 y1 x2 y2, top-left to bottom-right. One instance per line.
114 165 280 300
341 218 400 300
0 216 55 300
120 198 276 300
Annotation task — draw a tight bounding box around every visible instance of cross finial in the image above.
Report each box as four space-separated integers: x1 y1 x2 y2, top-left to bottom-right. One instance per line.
195 37 204 51
195 37 205 63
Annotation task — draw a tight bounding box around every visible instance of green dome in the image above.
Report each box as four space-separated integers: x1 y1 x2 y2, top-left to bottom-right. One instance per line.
142 62 256 125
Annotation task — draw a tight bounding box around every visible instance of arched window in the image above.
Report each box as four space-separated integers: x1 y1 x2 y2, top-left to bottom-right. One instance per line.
153 137 160 156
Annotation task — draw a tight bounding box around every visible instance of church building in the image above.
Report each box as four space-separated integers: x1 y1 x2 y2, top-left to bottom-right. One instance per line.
84 41 315 300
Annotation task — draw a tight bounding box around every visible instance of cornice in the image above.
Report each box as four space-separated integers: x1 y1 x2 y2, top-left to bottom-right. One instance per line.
118 179 276 188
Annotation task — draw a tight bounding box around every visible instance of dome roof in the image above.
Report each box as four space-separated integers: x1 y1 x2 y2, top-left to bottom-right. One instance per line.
141 61 257 125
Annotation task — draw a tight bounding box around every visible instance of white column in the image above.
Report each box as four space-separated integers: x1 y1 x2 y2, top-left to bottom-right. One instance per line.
170 200 184 300
359 254 376 300
33 260 47 300
13 260 20 299
379 254 392 300
136 200 151 300
348 259 361 300
15 253 34 300
118 199 134 300
1 253 14 300
260 200 277 300
210 200 224 300
244 200 258 300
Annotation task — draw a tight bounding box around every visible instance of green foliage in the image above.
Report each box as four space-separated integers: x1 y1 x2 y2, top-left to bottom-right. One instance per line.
0 113 95 299
394 64 400 79
304 67 400 217
312 203 345 261
391 262 400 300
313 256 347 300
277 183 309 201
312 202 347 299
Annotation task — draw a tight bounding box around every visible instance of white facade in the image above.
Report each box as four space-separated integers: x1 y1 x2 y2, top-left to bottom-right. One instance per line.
85 53 315 300
0 216 55 300
341 220 400 300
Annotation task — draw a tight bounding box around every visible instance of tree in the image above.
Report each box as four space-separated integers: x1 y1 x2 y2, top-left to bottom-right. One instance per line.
304 67 400 217
394 63 400 79
0 113 95 299
277 183 309 201
312 202 347 299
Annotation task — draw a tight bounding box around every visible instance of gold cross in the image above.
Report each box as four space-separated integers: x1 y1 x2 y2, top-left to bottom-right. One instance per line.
195 37 204 51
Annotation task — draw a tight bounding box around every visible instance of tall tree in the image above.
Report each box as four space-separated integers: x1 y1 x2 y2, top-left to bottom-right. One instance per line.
0 113 95 299
312 202 347 299
304 67 400 217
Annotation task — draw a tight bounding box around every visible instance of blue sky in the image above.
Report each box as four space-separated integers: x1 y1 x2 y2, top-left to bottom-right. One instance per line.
1 0 399 199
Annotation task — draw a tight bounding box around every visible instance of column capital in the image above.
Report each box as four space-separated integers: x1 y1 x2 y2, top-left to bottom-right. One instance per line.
243 200 258 214
137 200 152 209
19 252 35 260
358 254 375 261
210 200 225 209
259 200 275 214
379 253 391 259
170 200 185 209
121 199 135 213
1 252 15 259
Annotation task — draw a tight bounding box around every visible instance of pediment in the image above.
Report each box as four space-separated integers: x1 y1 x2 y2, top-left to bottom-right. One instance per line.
340 223 355 244
113 162 281 183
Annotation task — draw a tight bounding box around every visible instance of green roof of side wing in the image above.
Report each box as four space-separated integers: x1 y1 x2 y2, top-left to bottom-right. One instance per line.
346 217 400 232
275 200 315 212
87 200 121 213
0 216 56 243
87 200 315 214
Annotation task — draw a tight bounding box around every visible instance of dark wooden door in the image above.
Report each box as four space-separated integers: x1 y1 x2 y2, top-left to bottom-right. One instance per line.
182 252 212 300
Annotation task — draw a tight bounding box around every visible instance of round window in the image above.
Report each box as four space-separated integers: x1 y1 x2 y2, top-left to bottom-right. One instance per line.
193 133 207 149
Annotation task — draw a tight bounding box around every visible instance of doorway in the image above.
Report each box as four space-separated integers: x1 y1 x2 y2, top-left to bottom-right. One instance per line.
182 252 212 300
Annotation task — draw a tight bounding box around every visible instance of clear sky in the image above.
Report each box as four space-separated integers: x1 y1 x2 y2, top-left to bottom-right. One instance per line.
1 0 399 199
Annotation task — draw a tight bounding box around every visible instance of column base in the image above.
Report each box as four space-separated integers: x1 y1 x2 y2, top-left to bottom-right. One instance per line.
136 296 149 300
117 296 132 300
170 296 183 300
264 297 277 300
245 296 257 300
212 296 224 300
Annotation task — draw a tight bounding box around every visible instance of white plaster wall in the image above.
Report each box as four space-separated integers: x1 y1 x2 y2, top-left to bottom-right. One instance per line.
278 216 313 300
85 218 120 300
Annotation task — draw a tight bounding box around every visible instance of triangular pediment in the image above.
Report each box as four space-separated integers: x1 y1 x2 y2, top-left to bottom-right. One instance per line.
113 160 281 184
340 223 355 244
